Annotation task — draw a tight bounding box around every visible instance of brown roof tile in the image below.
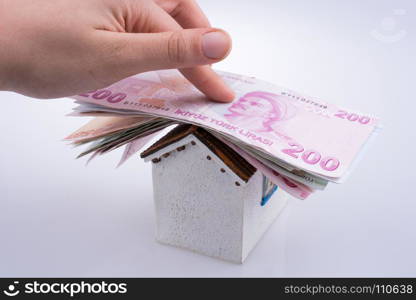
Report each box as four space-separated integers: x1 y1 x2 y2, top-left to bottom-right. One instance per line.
140 124 256 182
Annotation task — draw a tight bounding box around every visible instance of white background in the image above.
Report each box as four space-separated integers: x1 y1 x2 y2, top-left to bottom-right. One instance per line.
1 0 415 277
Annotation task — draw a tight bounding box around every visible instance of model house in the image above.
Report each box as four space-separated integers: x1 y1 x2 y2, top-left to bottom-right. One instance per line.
141 125 288 263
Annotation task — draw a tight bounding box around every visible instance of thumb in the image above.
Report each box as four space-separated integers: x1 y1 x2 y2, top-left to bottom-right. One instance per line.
102 28 232 75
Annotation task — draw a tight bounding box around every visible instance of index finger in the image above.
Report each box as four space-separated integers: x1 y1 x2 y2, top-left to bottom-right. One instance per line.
148 2 234 102
180 66 234 102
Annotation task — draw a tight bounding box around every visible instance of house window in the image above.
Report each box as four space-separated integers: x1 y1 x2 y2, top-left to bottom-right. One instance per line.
261 176 278 206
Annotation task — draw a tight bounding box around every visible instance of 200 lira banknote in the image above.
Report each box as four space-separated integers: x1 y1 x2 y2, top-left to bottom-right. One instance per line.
69 70 380 184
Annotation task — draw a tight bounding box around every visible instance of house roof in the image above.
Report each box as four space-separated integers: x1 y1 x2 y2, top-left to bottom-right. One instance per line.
140 124 257 182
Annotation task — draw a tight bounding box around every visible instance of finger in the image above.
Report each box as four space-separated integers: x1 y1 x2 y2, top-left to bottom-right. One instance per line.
98 28 231 78
148 3 234 102
121 1 234 102
154 0 211 29
180 66 235 102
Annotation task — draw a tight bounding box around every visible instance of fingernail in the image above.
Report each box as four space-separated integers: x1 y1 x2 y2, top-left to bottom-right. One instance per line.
202 31 231 59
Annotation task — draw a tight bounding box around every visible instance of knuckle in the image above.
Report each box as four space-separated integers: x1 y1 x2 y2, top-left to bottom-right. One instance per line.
179 0 193 6
167 31 188 64
176 0 196 12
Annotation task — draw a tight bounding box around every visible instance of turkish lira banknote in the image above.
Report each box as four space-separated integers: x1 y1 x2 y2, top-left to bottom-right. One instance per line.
66 70 380 199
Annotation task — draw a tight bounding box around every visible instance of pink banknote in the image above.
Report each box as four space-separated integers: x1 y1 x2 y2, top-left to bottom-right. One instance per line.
221 138 313 200
64 116 151 143
117 132 160 167
70 70 379 180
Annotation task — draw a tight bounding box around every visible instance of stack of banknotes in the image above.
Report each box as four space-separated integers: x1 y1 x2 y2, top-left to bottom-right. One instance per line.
65 70 380 199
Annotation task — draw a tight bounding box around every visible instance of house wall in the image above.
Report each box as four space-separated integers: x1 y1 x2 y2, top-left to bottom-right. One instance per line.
148 135 289 263
151 138 262 263
242 185 289 261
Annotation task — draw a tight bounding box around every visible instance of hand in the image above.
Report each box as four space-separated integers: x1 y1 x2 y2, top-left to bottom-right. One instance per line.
0 0 234 102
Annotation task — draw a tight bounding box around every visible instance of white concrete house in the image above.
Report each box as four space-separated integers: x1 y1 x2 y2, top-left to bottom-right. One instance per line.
141 125 289 263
